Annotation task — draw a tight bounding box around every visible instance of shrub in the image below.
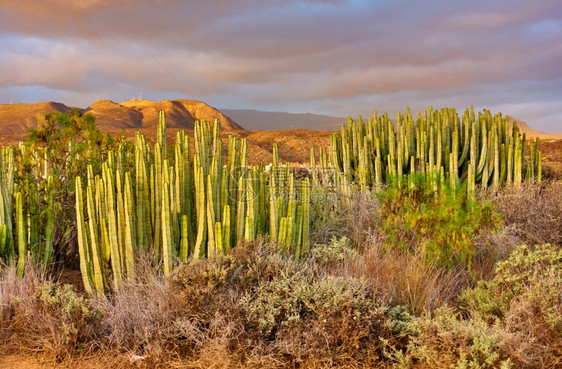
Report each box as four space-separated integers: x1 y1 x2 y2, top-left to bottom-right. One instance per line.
460 244 562 367
461 244 561 320
377 176 501 267
384 306 513 369
310 236 356 266
239 266 389 366
385 244 562 369
173 242 391 367
309 187 381 247
7 275 102 357
14 110 128 269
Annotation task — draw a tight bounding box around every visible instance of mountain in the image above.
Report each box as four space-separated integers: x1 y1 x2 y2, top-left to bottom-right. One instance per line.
221 109 344 131
508 117 562 140
0 102 71 134
106 99 243 130
0 99 243 135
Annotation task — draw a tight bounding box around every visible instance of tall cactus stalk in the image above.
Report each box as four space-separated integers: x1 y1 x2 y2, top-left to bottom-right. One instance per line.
16 192 26 278
0 147 14 258
42 176 54 265
75 177 94 294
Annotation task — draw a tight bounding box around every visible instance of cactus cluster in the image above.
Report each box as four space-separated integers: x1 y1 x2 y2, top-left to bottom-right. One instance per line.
316 106 541 194
0 147 14 258
75 112 310 293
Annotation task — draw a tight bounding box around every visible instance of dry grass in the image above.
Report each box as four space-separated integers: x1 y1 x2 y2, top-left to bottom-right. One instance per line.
345 239 469 315
481 181 562 246
0 266 101 359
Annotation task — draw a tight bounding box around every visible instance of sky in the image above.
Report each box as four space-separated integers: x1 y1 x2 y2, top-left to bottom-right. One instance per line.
1 0 561 133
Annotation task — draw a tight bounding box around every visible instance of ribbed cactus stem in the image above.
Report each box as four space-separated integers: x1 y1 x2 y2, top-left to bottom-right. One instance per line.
193 164 206 259
534 138 541 183
75 178 94 294
43 176 54 265
0 224 6 258
102 165 122 289
161 182 173 276
180 214 189 262
16 192 26 278
222 205 231 253
123 173 135 279
206 174 216 257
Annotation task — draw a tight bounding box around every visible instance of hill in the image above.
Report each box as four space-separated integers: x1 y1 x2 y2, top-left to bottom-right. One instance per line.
0 102 71 134
508 116 562 140
0 99 243 137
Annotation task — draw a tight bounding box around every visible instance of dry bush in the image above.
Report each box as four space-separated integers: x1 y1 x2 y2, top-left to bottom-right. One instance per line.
385 244 562 369
0 266 101 358
309 187 381 247
384 306 514 369
179 241 391 368
240 271 388 367
92 242 393 368
460 244 562 368
0 267 22 343
94 253 246 368
482 181 562 246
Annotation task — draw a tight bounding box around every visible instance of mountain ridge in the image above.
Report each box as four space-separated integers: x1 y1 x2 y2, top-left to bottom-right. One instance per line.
0 99 243 134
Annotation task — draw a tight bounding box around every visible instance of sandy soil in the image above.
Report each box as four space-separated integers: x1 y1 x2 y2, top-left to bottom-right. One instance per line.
0 355 47 369
0 353 139 369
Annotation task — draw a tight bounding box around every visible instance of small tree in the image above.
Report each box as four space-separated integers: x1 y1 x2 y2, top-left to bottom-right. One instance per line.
15 109 123 269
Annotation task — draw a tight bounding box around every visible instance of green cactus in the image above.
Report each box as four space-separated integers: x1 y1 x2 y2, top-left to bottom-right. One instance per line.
161 181 173 276
43 176 54 265
16 192 26 278
75 177 94 294
320 107 541 195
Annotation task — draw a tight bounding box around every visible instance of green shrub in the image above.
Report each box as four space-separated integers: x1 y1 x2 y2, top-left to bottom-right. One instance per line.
377 176 501 267
14 109 128 269
460 243 562 333
384 306 513 369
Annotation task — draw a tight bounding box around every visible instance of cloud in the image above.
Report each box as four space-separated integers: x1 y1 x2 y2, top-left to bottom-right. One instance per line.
0 0 561 132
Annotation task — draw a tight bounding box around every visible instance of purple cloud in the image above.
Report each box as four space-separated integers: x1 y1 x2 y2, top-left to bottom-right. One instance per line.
0 0 561 132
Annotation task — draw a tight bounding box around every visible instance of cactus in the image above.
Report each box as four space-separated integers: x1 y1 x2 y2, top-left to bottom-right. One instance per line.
161 181 173 276
16 192 26 278
86 183 107 292
75 177 94 294
68 112 311 291
318 107 541 195
42 176 54 265
0 147 14 257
